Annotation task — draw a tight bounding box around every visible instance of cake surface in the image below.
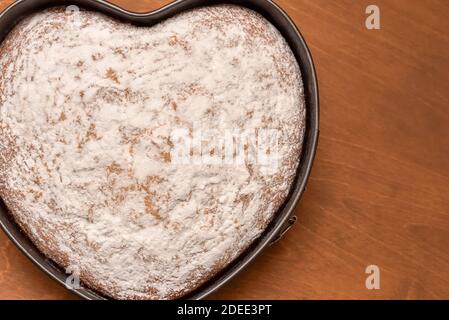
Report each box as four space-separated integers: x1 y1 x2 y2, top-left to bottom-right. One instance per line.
0 5 305 299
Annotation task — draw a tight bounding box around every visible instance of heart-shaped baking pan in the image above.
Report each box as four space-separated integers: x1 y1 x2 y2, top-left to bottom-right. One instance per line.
0 0 319 300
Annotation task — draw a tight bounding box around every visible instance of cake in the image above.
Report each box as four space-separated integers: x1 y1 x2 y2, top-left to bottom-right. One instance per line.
0 5 306 299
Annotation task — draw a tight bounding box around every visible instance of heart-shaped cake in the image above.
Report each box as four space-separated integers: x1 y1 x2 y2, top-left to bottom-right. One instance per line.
0 4 305 299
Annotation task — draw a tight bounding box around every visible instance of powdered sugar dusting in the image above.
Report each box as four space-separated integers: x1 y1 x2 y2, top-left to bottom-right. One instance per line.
0 5 305 299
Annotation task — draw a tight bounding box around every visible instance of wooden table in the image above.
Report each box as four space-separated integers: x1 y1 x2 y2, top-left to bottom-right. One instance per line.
0 0 448 300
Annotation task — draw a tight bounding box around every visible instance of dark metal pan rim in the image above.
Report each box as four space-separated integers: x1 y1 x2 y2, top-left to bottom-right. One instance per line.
0 0 319 300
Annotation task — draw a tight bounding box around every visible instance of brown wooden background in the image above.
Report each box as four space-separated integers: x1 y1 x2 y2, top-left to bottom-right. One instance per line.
0 0 448 300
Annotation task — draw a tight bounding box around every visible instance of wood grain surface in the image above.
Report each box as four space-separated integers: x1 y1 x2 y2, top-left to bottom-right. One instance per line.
0 0 448 300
